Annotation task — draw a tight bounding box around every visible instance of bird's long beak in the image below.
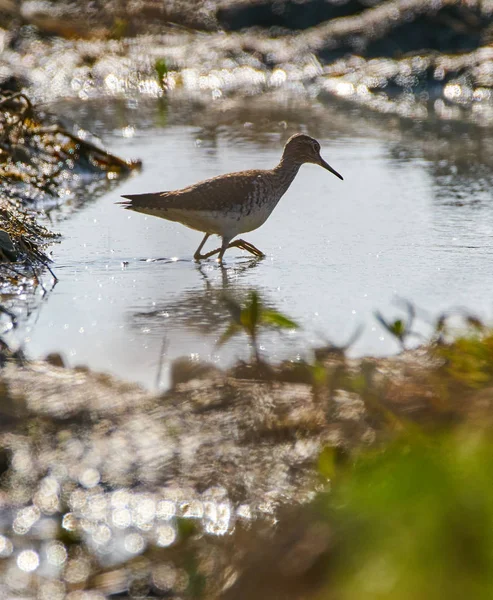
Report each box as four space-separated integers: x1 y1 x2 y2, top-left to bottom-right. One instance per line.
319 157 344 180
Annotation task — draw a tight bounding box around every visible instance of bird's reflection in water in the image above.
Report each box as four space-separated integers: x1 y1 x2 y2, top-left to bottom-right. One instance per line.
196 255 264 288
129 256 264 336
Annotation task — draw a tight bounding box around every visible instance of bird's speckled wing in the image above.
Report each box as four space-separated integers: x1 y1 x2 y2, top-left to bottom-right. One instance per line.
120 169 267 214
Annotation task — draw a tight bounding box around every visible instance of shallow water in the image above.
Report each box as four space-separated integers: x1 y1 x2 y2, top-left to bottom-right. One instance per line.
19 98 493 388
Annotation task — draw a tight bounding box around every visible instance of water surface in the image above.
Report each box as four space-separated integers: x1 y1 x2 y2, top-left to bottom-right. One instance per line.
21 99 493 388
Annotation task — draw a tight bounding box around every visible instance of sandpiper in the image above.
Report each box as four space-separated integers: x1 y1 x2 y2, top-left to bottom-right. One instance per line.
118 133 343 263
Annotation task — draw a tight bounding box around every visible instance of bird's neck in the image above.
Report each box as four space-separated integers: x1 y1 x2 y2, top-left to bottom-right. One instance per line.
273 156 302 188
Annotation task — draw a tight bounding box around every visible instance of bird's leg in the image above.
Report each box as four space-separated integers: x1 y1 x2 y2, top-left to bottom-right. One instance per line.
193 233 210 261
228 239 265 258
199 245 222 260
217 237 232 264
197 236 231 261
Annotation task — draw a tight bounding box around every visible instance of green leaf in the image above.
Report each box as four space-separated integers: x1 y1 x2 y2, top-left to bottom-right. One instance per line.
217 322 241 347
391 319 405 338
241 291 260 335
111 18 128 39
318 446 336 479
154 58 168 90
250 291 260 327
262 309 299 330
312 363 327 386
176 517 197 541
375 312 405 340
240 308 251 330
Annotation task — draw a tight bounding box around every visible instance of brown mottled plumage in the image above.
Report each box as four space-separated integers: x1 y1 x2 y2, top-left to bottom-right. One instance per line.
118 133 343 263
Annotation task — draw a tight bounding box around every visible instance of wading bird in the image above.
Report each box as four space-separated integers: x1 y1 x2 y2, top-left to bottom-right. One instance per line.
118 133 343 263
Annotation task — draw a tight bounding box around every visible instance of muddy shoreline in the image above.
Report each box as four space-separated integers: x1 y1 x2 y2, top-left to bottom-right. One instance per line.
2 0 493 123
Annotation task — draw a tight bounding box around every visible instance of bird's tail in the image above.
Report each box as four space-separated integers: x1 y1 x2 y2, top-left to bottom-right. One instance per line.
116 193 172 218
117 193 158 209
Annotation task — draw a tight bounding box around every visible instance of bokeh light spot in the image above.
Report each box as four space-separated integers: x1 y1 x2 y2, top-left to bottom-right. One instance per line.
124 532 145 554
17 549 40 572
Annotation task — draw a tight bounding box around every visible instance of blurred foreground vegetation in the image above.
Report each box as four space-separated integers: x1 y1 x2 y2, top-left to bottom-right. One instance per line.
224 311 493 599
325 429 493 600
2 302 493 597
227 428 493 600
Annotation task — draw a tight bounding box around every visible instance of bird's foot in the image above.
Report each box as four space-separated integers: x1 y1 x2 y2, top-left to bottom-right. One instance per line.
230 239 265 258
193 239 264 262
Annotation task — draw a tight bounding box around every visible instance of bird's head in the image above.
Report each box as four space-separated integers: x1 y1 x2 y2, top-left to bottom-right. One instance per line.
283 133 343 180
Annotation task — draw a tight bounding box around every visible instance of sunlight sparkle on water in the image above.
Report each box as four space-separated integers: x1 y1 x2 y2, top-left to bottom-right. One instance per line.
17 549 39 572
64 557 91 584
38 580 66 600
0 535 13 557
112 507 132 528
13 505 40 535
62 513 77 531
132 495 156 529
124 532 145 554
46 541 68 567
204 501 232 535
79 468 100 488
156 499 176 520
156 524 177 547
122 126 135 138
152 564 177 591
236 504 253 520
180 499 204 519
34 476 61 514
